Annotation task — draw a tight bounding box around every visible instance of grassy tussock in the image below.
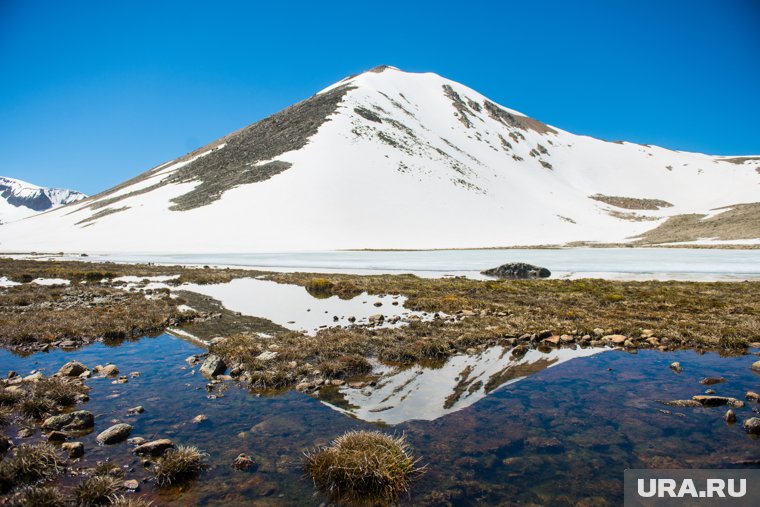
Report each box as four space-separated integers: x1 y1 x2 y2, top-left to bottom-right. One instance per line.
153 445 208 486
304 430 424 506
109 495 154 507
0 442 63 493
74 475 123 506
6 485 68 507
4 376 88 419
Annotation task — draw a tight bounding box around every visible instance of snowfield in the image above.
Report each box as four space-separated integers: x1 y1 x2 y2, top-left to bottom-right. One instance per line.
1 66 758 252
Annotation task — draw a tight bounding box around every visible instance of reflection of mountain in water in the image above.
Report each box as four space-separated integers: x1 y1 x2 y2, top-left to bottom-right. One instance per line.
323 346 606 425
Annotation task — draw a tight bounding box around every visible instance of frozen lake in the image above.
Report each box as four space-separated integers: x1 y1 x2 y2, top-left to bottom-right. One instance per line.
82 247 760 281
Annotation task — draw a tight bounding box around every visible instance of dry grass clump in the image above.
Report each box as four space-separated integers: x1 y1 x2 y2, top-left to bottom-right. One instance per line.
304 430 424 506
109 495 154 507
318 354 373 379
92 461 125 478
0 389 23 407
0 406 13 426
6 485 68 507
32 377 88 406
153 445 208 486
0 442 63 493
18 395 56 419
74 475 123 506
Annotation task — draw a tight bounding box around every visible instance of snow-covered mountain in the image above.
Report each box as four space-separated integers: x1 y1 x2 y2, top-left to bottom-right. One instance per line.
0 176 86 225
1 66 758 252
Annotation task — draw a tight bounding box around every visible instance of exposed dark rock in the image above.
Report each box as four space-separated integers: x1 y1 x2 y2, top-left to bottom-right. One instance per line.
62 441 84 458
725 410 737 424
233 453 257 470
96 423 133 444
743 417 760 435
42 410 94 431
669 362 682 373
692 395 744 408
200 354 226 378
699 377 726 385
58 361 87 377
481 263 551 279
133 438 175 457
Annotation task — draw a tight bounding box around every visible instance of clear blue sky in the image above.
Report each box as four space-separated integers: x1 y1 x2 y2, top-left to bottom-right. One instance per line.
1 0 758 195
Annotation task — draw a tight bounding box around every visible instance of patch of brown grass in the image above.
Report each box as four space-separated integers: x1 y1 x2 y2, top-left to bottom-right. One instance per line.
153 445 208 486
304 430 424 506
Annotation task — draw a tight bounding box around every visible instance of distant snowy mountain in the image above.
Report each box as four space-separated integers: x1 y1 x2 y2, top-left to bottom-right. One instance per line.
0 176 86 225
1 65 758 252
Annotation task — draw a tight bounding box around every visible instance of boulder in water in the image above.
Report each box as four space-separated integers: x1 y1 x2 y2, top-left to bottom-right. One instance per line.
481 262 551 279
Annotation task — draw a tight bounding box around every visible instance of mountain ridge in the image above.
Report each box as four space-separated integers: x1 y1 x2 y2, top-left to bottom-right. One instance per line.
0 176 86 225
2 66 759 252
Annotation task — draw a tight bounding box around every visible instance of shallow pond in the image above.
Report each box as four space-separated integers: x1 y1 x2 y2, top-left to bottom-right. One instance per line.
3 335 760 505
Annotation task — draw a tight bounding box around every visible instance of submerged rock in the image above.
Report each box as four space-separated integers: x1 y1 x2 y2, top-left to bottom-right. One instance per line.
669 362 682 373
96 423 133 444
692 395 744 408
233 453 256 470
481 262 551 279
725 410 737 424
663 399 702 408
42 410 94 431
62 441 84 458
743 417 760 435
699 377 726 385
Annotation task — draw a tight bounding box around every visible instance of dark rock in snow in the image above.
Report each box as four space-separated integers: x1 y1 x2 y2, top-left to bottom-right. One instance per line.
481 262 551 279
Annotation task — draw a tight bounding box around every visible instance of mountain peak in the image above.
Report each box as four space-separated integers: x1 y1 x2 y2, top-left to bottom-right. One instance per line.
1 70 758 251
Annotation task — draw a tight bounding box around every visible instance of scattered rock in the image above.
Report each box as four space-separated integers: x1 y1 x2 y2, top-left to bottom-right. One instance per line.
705 389 716 395
603 334 627 345
663 399 702 408
42 410 94 431
725 410 737 424
46 430 68 442
133 438 174 457
481 262 551 279
233 453 256 470
746 391 760 402
543 335 560 346
368 314 384 324
692 395 744 408
752 361 760 372
94 364 120 377
17 428 34 438
200 354 226 378
58 361 87 377
62 441 84 458
669 362 682 373
123 479 139 490
331 379 345 386
96 423 133 444
255 351 278 362
700 377 726 385
191 414 208 424
127 406 144 415
127 437 146 446
743 417 760 435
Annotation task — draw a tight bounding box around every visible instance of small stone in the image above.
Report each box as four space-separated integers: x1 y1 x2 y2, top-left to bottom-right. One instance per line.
123 479 139 490
746 391 760 402
127 437 146 446
130 371 140 378
725 410 737 424
133 439 174 457
368 314 384 324
127 406 144 415
752 360 760 372
17 428 34 438
233 453 256 470
603 334 627 345
96 423 133 444
46 430 68 442
58 361 87 377
373 302 382 307
743 417 760 435
62 441 84 458
99 364 120 377
543 336 560 346
331 379 345 386
255 351 278 362
700 377 726 385
669 362 682 373
705 389 716 395
191 414 208 424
